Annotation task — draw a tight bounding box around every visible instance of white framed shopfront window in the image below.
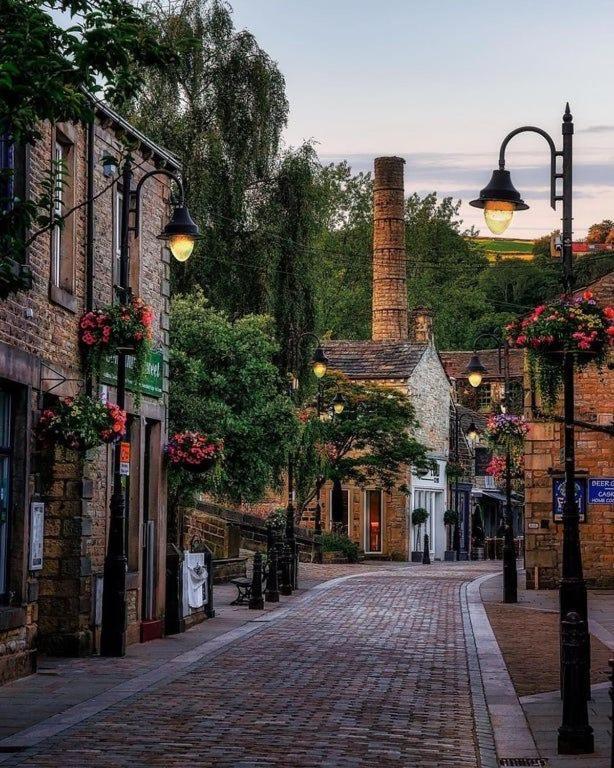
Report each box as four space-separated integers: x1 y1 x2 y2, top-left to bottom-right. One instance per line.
364 489 383 554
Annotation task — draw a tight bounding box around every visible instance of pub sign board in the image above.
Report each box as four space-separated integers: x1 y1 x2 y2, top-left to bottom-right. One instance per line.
552 476 587 523
588 478 614 505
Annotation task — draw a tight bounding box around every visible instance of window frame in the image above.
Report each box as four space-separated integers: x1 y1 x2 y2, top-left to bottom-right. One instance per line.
364 489 383 554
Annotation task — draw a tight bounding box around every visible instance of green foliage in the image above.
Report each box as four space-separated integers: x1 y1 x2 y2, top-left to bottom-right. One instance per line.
411 507 429 526
266 507 287 533
320 531 360 563
168 292 297 508
295 373 434 514
443 509 458 527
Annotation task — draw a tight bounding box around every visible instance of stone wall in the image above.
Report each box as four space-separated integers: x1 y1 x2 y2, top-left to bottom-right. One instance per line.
406 344 451 459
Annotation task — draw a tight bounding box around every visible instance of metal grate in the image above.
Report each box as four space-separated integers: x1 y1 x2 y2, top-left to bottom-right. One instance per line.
499 760 549 767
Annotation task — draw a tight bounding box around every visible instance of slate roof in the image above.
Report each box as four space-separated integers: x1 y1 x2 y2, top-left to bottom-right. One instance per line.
440 348 524 381
322 340 428 380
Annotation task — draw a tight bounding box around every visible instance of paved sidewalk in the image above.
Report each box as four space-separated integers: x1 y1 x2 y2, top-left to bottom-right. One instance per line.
0 561 498 767
478 570 614 768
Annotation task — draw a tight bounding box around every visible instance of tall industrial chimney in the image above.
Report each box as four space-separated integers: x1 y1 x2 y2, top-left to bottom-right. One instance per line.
371 156 408 341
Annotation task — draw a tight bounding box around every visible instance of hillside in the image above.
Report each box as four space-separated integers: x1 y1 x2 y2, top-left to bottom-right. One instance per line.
472 236 534 262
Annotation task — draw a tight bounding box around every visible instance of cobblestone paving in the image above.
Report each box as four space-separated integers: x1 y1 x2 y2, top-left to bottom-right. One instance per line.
16 566 495 768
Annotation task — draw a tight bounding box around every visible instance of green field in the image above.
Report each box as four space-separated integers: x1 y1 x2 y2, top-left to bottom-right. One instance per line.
471 236 534 261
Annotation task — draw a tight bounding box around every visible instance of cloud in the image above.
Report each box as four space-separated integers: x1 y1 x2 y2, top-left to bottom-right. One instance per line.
578 125 614 134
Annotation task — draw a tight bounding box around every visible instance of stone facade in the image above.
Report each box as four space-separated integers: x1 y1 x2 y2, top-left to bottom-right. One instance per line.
0 105 175 683
524 271 614 589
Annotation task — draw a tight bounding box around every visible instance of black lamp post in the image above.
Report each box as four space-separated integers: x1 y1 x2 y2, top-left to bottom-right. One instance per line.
451 409 479 560
465 334 516 603
286 334 329 583
471 105 594 755
100 156 200 657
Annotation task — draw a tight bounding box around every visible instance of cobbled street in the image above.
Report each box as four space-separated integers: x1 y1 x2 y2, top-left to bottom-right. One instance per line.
11 563 498 768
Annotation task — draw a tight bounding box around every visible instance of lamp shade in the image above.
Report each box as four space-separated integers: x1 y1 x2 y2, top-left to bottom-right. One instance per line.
312 346 328 379
332 392 346 415
158 205 201 262
469 170 529 211
466 421 479 442
465 353 488 388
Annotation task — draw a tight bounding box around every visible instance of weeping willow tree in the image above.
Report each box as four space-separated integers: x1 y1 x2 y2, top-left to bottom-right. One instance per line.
129 0 289 312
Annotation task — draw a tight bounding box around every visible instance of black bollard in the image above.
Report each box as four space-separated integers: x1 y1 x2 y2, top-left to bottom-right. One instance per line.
280 544 292 596
265 546 280 603
423 533 431 565
558 611 594 754
609 658 613 768
248 551 265 610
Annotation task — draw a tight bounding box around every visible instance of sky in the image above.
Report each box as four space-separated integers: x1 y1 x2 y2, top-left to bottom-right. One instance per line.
229 0 614 239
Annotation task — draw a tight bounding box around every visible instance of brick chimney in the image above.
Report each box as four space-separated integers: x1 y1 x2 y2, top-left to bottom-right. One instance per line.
410 306 434 344
372 156 408 341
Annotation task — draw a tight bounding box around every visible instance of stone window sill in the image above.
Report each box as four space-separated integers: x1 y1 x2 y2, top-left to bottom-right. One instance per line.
49 284 78 313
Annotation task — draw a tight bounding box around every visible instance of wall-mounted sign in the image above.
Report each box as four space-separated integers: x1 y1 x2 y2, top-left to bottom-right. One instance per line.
588 478 614 505
29 502 45 570
552 476 587 523
101 349 164 398
119 441 131 476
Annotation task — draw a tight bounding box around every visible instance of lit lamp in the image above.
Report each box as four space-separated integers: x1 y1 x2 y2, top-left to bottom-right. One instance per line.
158 205 201 262
466 421 480 442
311 346 328 379
332 392 346 415
469 169 529 235
465 353 488 389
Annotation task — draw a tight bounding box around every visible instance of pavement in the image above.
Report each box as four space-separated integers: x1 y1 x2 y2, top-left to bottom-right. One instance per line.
0 560 610 767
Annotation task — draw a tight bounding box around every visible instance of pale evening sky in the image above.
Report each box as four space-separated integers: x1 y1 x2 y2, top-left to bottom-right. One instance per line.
229 0 614 239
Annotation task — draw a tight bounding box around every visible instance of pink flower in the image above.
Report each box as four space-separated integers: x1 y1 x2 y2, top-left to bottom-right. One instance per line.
82 331 96 346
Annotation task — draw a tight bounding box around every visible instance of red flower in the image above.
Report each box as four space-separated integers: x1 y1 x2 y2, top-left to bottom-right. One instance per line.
82 331 96 346
583 290 593 300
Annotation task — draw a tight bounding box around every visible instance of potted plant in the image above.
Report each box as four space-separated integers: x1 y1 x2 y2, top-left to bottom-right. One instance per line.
165 431 223 472
411 507 429 562
443 508 458 561
37 395 127 452
506 291 614 408
78 296 154 399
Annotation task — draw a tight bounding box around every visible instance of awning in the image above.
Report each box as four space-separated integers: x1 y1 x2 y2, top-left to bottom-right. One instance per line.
472 488 506 503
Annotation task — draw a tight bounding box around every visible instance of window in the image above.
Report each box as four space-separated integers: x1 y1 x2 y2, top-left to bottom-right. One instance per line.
113 189 123 294
413 489 443 552
477 383 492 411
365 490 382 553
0 387 12 600
0 134 15 211
50 129 75 296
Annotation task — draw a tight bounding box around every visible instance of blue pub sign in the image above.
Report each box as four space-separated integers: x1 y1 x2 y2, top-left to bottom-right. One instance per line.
552 476 587 523
588 478 614 505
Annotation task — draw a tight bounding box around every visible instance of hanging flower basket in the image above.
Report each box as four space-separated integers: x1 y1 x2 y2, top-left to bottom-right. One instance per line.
166 431 223 472
506 292 614 408
446 460 466 479
485 453 524 482
485 413 529 451
37 395 127 452
79 297 154 392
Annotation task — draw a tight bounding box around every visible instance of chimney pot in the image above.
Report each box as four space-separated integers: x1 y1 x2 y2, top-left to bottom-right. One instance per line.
410 306 434 344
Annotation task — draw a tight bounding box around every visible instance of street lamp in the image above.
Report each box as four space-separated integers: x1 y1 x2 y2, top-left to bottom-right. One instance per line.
466 333 517 604
471 105 594 755
311 345 329 379
451 410 480 559
100 156 200 657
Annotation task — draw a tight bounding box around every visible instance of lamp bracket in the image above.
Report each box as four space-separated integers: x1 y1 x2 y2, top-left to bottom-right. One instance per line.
498 126 560 211
133 169 185 239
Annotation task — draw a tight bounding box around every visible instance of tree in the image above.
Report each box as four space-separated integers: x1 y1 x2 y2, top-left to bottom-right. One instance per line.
128 0 289 314
169 291 297 511
586 219 614 244
294 373 434 519
0 0 173 288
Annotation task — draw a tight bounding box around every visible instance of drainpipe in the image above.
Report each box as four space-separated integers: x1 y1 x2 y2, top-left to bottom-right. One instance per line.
85 120 95 394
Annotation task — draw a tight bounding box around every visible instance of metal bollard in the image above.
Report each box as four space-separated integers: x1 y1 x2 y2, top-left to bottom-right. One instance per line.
248 551 264 610
609 658 613 768
557 611 594 754
423 533 431 565
279 544 292 596
265 545 280 603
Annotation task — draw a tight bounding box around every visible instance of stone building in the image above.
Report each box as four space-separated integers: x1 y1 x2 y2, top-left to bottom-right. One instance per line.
0 102 175 684
320 157 451 560
524 271 614 590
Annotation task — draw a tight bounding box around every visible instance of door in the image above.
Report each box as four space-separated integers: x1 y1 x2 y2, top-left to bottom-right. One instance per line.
365 490 383 554
141 420 155 622
0 388 12 600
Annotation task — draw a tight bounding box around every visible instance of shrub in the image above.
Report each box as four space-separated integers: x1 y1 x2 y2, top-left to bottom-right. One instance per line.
320 531 359 563
443 509 458 527
411 507 429 526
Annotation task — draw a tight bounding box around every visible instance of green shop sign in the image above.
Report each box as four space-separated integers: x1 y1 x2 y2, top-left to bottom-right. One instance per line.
101 349 164 398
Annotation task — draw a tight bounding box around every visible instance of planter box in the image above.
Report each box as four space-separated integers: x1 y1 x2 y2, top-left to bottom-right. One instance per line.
444 550 457 562
411 550 423 563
